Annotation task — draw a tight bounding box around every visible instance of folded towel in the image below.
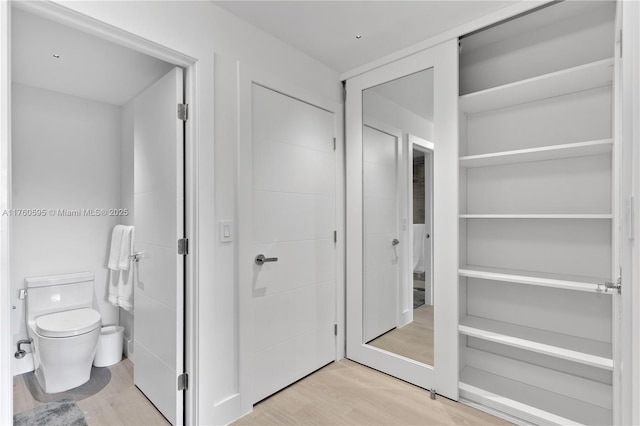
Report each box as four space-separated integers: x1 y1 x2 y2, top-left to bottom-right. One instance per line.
119 226 134 271
107 226 125 270
108 225 135 311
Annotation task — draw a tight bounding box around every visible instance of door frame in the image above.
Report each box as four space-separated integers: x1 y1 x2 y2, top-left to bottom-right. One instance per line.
408 134 435 307
0 2 199 424
345 41 459 398
236 65 345 416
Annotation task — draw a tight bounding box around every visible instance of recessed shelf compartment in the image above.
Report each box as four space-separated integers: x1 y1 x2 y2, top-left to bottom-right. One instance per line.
459 214 612 219
459 316 613 370
460 351 612 426
459 58 614 114
459 266 610 294
459 139 613 168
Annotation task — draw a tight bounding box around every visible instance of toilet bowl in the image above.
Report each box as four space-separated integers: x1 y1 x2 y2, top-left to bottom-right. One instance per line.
25 272 102 393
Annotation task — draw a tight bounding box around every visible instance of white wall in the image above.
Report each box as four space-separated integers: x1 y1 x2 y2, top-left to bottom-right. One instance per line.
35 1 342 424
11 83 120 373
119 99 134 359
363 90 433 141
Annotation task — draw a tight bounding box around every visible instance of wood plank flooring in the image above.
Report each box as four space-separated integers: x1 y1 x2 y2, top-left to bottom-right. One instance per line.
13 358 169 425
15 356 511 425
369 304 434 365
234 359 512 426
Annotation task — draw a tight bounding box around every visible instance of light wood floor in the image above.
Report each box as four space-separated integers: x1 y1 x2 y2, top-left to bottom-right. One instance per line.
369 304 434 365
13 358 169 425
234 358 511 425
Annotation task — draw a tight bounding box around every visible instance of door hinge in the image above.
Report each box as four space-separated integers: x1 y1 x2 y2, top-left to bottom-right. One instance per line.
333 137 336 151
604 277 621 294
178 373 188 391
178 103 188 121
334 324 338 336
334 230 337 243
619 29 623 58
178 238 189 255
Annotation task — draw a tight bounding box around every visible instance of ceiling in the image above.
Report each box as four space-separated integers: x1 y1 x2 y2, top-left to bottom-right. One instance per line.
12 8 174 106
214 1 518 73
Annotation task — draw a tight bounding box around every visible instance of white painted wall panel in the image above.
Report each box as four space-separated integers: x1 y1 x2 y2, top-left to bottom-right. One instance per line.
467 279 612 342
466 154 612 214
466 87 611 155
466 219 611 279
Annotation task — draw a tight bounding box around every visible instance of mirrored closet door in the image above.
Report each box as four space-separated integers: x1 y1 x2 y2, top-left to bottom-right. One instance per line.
345 41 458 398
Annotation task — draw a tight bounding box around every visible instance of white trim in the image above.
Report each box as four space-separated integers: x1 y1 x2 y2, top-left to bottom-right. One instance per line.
339 1 550 81
2 3 201 424
236 64 344 416
0 2 11 425
619 1 640 424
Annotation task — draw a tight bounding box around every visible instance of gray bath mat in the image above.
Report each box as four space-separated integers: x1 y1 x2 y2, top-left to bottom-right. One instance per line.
13 398 87 426
23 366 111 403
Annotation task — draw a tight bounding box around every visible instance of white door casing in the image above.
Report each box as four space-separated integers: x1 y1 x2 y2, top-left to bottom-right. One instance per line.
409 134 435 306
362 124 400 342
248 83 337 403
346 41 459 397
134 66 185 425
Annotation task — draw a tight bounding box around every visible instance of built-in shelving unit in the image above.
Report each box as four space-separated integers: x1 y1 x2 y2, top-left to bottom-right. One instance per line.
458 1 617 424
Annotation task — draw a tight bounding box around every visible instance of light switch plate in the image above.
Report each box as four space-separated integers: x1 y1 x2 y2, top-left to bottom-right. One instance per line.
220 220 233 243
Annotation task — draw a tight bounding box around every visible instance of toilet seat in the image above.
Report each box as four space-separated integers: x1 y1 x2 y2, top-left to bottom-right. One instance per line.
35 308 101 338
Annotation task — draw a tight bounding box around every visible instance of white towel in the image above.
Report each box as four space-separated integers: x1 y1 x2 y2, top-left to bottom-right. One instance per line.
108 225 135 311
107 225 125 270
413 224 425 273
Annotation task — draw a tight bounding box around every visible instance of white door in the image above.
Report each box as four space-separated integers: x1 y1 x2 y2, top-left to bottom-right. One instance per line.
363 124 399 342
133 67 184 425
346 42 459 397
250 84 336 403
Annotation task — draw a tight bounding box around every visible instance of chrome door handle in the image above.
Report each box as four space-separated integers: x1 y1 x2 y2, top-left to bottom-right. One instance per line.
255 254 278 265
392 239 400 246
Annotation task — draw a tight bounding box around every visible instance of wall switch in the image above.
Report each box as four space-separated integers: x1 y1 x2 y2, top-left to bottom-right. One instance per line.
220 220 233 243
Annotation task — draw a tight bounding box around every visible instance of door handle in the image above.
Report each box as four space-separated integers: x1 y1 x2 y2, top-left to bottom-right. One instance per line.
255 254 278 265
391 239 400 246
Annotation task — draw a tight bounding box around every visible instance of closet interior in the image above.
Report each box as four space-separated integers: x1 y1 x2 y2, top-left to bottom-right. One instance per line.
457 1 617 425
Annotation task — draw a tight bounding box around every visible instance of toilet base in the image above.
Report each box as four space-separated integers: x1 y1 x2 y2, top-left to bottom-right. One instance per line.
29 326 100 394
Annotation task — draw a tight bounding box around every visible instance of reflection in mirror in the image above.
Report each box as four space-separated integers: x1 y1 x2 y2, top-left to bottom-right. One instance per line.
362 69 434 366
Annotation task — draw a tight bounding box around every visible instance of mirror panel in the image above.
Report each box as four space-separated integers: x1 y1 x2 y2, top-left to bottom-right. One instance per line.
362 69 435 366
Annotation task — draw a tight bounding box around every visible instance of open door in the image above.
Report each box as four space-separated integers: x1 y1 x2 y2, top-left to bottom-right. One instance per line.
133 67 185 425
346 41 459 397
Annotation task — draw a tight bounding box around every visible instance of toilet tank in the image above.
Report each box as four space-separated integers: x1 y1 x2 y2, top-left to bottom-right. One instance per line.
25 272 95 319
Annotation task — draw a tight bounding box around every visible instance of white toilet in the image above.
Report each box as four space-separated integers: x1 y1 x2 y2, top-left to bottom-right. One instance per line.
25 272 102 393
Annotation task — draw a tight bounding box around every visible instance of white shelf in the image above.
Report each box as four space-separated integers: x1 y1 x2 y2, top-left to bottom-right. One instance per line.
459 316 613 370
460 366 612 426
459 139 613 168
459 214 612 219
459 58 614 114
459 266 610 294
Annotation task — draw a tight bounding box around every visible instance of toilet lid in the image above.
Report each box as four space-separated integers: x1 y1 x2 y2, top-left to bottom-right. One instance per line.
35 308 101 338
